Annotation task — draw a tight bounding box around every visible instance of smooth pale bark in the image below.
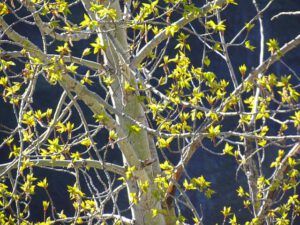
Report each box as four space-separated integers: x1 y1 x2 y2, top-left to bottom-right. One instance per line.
81 1 167 224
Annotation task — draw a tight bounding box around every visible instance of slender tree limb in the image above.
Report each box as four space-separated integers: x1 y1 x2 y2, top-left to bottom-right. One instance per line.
271 11 300 21
0 50 105 71
244 0 265 215
0 159 125 176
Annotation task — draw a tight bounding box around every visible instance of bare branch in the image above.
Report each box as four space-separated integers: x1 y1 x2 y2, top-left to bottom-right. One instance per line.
271 11 300 21
0 159 125 176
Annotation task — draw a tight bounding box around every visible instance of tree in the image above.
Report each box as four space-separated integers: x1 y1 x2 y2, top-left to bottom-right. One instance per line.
0 0 299 224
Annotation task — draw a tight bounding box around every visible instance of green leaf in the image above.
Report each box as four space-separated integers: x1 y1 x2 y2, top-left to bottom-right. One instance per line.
208 125 221 139
266 38 279 54
206 20 226 32
245 40 256 51
130 125 141 133
165 25 179 37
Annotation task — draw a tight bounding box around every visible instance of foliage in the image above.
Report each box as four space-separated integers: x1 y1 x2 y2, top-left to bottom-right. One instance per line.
0 0 299 225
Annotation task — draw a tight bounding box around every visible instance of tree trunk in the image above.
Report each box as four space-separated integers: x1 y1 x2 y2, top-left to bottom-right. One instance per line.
89 1 170 224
